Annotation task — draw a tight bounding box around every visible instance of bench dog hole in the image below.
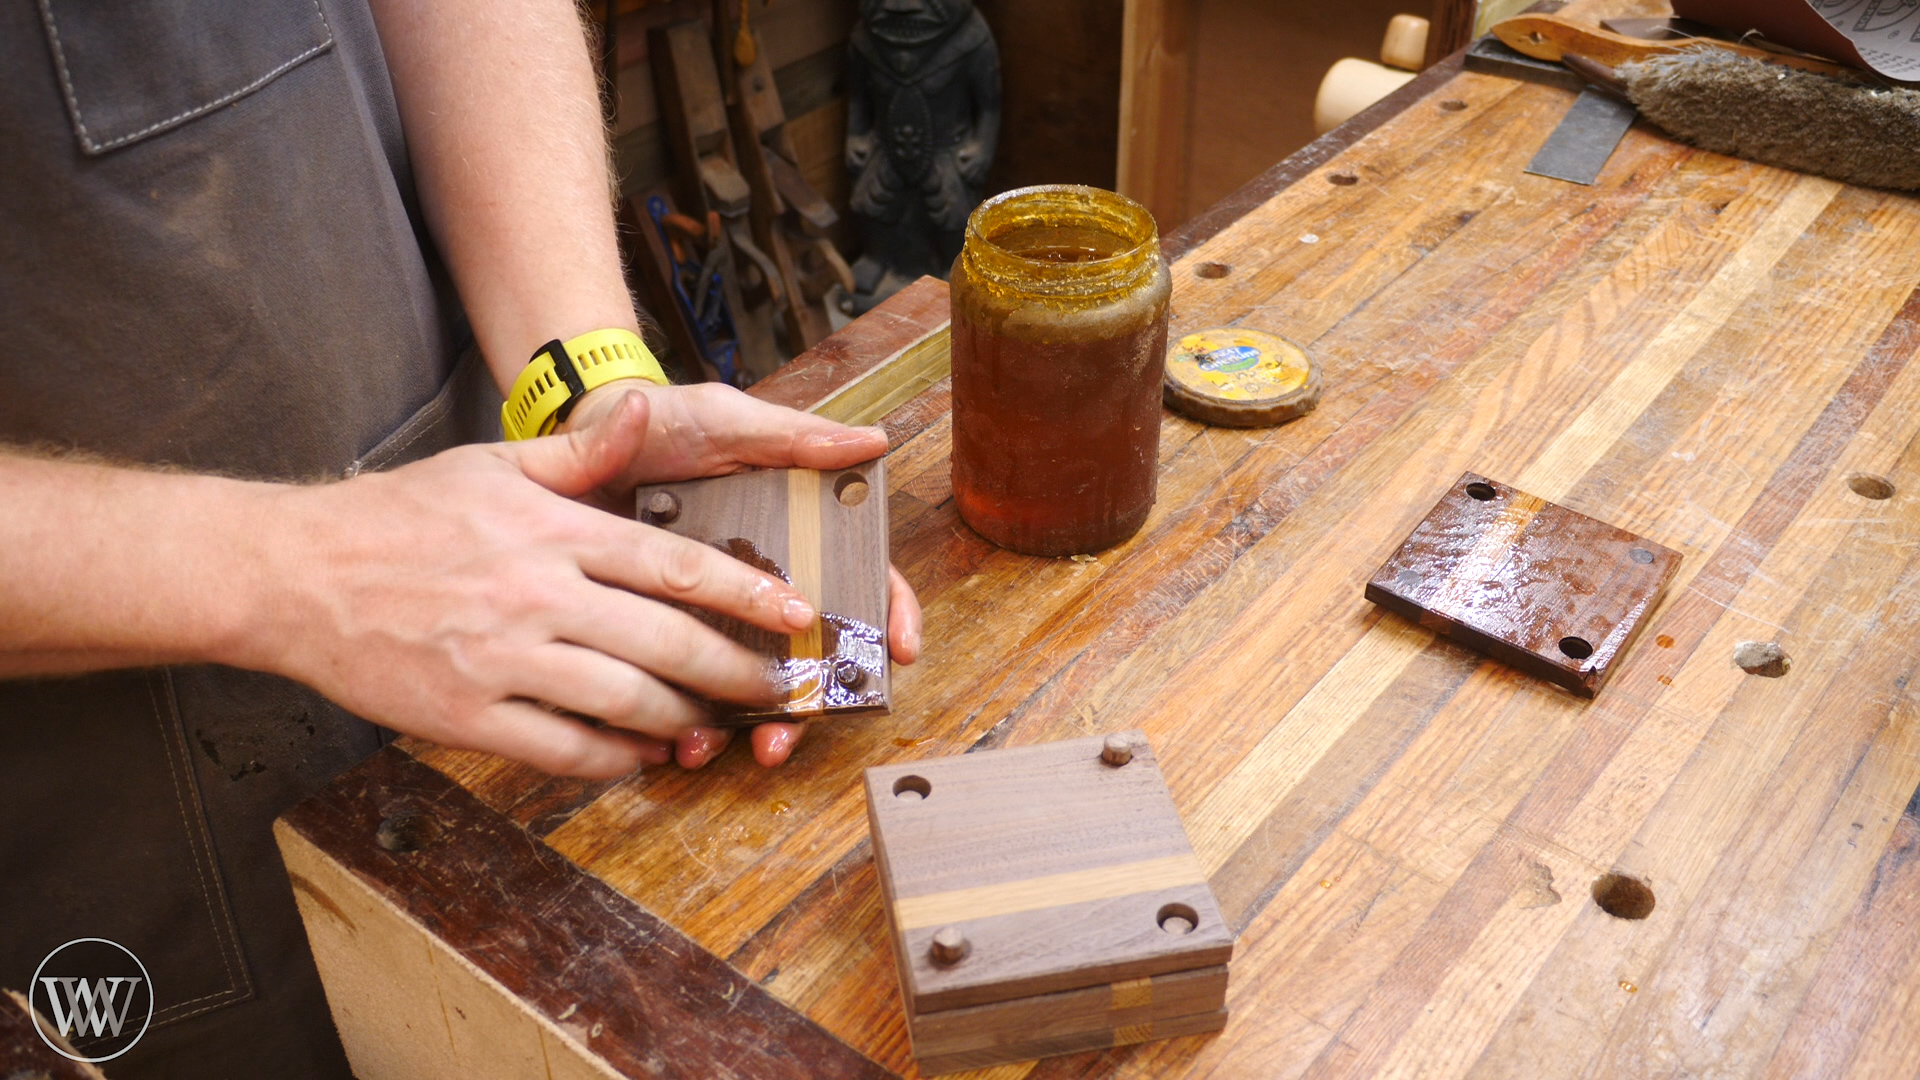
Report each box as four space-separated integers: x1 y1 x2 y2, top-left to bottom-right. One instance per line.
1849 473 1895 500
1193 262 1231 280
375 812 444 853
1592 873 1655 920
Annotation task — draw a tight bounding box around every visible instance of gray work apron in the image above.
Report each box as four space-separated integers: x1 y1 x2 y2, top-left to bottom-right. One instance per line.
0 1 499 1075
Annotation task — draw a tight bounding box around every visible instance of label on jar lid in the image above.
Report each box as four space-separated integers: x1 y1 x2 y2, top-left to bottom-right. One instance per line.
1164 327 1322 428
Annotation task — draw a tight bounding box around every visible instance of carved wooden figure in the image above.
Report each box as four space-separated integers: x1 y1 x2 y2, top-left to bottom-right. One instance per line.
635 463 891 724
1365 471 1682 697
845 0 1001 313
864 731 1234 1074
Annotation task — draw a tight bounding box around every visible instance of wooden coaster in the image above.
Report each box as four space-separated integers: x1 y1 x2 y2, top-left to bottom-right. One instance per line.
1364 471 1681 697
1163 327 1322 427
865 731 1234 1072
635 462 890 724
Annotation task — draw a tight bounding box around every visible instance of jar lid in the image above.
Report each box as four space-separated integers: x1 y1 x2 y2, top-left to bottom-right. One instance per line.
1164 327 1322 427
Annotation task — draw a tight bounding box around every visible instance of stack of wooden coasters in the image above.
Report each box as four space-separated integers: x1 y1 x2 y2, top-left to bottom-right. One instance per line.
864 731 1234 1074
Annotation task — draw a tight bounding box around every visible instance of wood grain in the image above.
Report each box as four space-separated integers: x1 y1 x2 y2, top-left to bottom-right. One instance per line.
909 966 1228 1061
633 462 891 723
1116 0 1194 228
865 733 1233 1015
916 1008 1229 1077
276 747 889 1080
1424 0 1480 68
1366 471 1682 697
300 7 1920 1076
752 276 950 417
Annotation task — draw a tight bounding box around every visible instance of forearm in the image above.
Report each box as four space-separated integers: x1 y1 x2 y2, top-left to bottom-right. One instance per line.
0 453 273 677
367 0 640 393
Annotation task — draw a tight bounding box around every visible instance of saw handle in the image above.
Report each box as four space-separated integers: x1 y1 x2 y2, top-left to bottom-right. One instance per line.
1492 14 1865 83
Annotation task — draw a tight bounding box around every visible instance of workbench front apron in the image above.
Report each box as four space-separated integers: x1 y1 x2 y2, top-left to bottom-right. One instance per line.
0 1 498 1076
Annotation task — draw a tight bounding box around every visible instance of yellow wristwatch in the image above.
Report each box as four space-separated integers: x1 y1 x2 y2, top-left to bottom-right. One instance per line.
501 328 668 441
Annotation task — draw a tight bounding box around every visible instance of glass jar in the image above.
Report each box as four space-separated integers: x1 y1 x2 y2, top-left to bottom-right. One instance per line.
948 185 1171 556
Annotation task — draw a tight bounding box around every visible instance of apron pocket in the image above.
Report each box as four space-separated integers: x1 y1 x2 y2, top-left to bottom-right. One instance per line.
347 343 504 476
0 671 254 1031
37 0 333 154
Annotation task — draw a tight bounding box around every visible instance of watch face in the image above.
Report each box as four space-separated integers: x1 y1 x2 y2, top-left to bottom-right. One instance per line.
862 0 972 47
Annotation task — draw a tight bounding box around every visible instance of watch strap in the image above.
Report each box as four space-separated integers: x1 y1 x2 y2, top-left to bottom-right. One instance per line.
501 328 667 441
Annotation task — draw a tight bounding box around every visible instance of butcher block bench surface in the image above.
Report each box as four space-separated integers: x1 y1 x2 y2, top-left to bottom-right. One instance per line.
277 6 1920 1076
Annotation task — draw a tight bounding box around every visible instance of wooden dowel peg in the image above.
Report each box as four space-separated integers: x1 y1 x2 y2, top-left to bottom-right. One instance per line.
930 927 970 965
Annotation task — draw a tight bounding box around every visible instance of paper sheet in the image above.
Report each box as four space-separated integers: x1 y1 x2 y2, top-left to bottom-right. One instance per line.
1675 0 1920 80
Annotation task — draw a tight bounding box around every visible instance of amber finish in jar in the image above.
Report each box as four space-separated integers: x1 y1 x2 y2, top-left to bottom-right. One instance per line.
949 186 1171 556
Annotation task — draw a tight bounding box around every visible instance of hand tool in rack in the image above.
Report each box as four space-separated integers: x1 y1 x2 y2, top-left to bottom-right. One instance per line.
1494 13 1869 84
1490 12 1920 192
601 5 708 384
651 18 783 379
647 196 744 386
712 7 837 354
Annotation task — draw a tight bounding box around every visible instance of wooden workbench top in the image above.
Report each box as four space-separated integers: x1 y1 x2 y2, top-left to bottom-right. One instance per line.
279 13 1920 1077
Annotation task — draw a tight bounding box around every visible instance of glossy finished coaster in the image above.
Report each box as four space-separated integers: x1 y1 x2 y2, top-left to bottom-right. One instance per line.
1365 471 1681 697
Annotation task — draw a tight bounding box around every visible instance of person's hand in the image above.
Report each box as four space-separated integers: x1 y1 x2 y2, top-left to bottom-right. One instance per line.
242 391 820 778
559 379 889 508
559 381 923 769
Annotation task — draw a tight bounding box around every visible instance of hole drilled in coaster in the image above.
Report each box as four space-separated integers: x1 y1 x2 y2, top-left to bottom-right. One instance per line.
1559 636 1594 660
1592 873 1656 920
1157 902 1198 936
1465 481 1498 501
893 775 931 801
835 470 871 507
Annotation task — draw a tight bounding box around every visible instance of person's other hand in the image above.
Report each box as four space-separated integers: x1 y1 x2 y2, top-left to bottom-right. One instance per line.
248 392 819 778
560 380 886 504
559 381 923 768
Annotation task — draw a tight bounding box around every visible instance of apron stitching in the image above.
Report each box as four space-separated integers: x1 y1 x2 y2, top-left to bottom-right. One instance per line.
356 388 448 473
147 671 252 1002
152 987 247 1023
154 991 247 1014
36 0 337 154
32 0 91 145
373 397 452 463
161 670 256 998
85 39 336 154
352 346 481 475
